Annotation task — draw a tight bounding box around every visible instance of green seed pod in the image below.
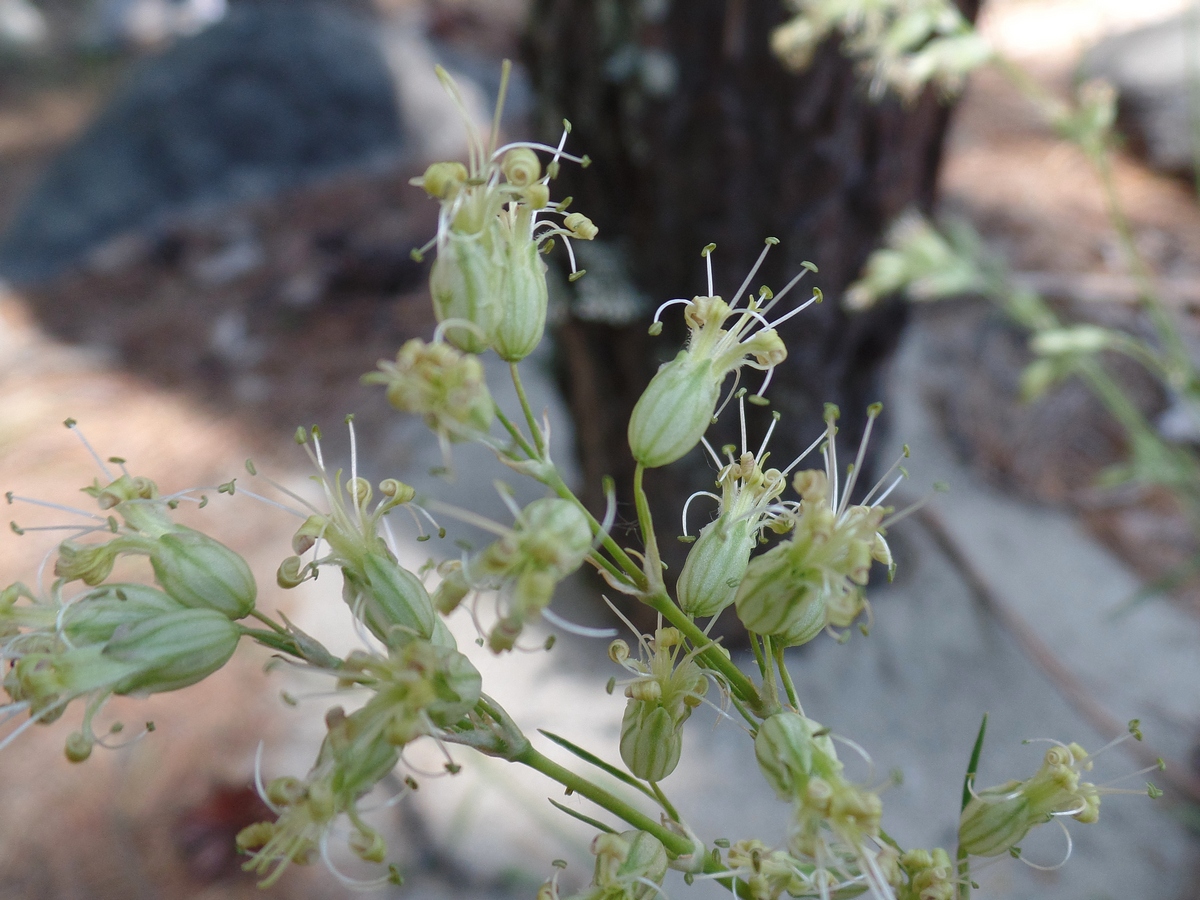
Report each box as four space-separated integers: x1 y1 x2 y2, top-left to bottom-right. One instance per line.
957 784 1036 858
620 701 682 782
149 527 257 620
754 712 840 799
628 351 721 468
342 551 437 647
491 236 549 362
430 231 500 354
104 607 242 694
677 517 755 617
60 584 186 645
734 541 825 642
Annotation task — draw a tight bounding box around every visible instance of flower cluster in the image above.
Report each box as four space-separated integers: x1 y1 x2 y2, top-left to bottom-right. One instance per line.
411 64 596 361
959 722 1164 862
608 627 709 782
771 0 993 99
628 240 817 469
1 463 254 760
432 495 594 652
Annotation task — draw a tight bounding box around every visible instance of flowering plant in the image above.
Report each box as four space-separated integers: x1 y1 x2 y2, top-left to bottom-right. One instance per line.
0 60 1161 900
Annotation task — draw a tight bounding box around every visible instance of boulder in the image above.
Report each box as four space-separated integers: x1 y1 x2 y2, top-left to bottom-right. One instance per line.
0 0 405 284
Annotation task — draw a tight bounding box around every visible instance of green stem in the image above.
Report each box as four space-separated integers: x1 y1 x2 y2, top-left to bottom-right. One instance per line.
513 745 752 898
773 641 801 712
510 362 547 457
750 632 770 682
249 609 289 634
649 781 682 824
494 404 539 460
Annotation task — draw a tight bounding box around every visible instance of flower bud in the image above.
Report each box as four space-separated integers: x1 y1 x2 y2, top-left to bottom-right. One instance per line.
620 701 682 782
501 148 541 187
149 527 257 620
491 234 549 362
430 231 500 354
628 352 720 468
418 161 468 199
677 517 755 617
754 712 840 799
367 338 495 440
342 550 437 647
432 560 470 614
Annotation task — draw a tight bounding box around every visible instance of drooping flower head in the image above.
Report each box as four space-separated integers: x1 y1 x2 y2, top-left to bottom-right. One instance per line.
959 721 1165 863
628 240 820 468
412 62 596 360
754 712 898 900
734 403 904 647
268 422 440 650
677 399 801 618
608 626 709 782
238 638 482 888
431 490 594 653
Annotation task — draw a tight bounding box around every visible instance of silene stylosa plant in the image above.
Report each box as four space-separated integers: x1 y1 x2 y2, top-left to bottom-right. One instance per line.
0 59 1162 900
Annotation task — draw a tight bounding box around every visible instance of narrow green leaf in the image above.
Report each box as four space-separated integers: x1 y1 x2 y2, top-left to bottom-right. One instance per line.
539 730 657 800
548 798 617 834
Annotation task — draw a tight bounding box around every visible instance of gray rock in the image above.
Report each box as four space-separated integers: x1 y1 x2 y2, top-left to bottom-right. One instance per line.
1081 12 1200 177
0 0 404 284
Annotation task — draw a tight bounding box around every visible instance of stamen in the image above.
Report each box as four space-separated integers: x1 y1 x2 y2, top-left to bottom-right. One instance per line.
729 239 778 311
838 405 881 517
652 297 693 324
541 606 618 639
318 831 392 890
65 420 114 482
703 243 716 297
5 494 107 522
759 266 812 317
763 292 820 330
1017 820 1073 872
781 429 830 478
680 491 721 536
757 411 782 461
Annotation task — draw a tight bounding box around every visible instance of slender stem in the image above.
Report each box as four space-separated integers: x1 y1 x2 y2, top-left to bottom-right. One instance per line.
513 745 753 898
514 744 685 849
773 641 801 712
543 470 645 588
249 609 289 634
750 632 770 682
650 782 682 823
510 362 547 457
494 404 539 460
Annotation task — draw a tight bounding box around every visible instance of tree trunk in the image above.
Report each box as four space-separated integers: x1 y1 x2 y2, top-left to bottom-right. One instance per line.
525 0 978 576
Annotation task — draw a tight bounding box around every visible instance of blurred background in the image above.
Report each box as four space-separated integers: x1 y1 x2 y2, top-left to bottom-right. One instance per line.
1 0 1200 897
